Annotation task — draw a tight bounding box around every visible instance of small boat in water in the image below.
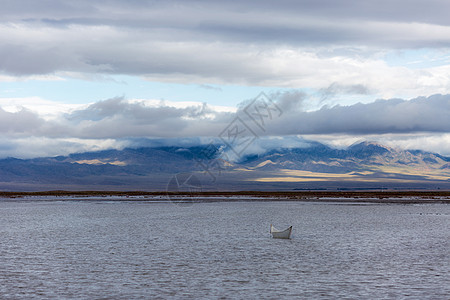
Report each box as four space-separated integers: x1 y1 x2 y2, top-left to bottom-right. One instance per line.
270 224 292 239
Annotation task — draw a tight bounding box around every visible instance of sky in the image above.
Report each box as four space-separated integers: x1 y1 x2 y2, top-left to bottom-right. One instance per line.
1 0 450 158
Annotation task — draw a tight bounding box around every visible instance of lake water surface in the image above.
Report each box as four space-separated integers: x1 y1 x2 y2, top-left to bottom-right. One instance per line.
0 199 449 299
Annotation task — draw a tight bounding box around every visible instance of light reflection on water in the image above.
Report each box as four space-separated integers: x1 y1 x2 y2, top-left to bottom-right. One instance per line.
0 200 449 298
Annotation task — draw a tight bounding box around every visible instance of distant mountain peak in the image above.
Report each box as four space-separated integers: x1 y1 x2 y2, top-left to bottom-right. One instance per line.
349 140 391 150
347 141 395 157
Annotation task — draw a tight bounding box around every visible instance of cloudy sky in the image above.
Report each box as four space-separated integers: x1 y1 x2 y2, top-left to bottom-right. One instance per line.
1 0 450 158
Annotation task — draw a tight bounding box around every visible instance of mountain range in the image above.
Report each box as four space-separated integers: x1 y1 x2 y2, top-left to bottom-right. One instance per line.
0 141 449 191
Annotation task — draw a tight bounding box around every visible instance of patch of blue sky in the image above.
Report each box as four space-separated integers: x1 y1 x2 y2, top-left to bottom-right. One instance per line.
383 48 450 69
0 74 301 108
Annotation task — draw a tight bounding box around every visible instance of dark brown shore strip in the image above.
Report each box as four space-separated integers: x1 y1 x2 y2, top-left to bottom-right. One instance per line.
0 191 449 204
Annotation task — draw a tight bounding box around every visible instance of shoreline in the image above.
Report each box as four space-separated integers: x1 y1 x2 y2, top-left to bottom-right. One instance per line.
0 190 449 204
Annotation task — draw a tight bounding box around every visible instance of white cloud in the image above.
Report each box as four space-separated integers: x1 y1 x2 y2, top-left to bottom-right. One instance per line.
0 97 84 120
128 99 236 113
381 133 450 156
0 137 127 159
309 133 450 156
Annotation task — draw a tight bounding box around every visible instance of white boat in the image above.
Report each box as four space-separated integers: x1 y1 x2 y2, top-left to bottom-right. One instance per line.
270 224 292 239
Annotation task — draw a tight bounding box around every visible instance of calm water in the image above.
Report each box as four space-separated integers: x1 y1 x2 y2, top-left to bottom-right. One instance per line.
0 199 449 299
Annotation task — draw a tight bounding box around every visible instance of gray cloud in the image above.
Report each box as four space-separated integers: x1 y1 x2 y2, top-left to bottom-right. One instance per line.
198 84 222 92
7 1 450 32
64 97 233 139
266 94 450 135
318 83 372 102
270 90 307 112
0 107 44 135
2 94 449 139
1 0 450 79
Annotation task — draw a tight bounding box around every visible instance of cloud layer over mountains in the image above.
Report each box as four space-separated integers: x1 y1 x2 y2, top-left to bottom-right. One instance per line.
0 93 449 158
2 94 449 138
